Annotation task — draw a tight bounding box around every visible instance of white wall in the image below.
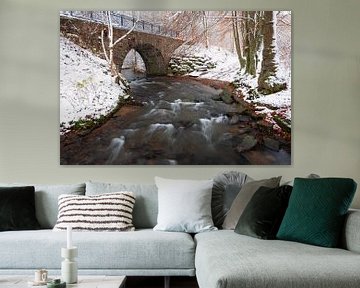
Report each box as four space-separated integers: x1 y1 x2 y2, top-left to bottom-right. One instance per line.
0 0 359 208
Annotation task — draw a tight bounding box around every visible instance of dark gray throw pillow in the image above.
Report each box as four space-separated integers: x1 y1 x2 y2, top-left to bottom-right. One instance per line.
212 171 251 228
223 176 281 230
235 185 292 239
0 186 41 231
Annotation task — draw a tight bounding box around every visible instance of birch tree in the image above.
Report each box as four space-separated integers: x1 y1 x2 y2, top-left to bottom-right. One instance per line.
101 11 138 89
201 11 209 48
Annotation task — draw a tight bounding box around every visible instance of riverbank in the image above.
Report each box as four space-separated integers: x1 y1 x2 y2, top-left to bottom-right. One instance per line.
177 75 291 142
60 36 130 135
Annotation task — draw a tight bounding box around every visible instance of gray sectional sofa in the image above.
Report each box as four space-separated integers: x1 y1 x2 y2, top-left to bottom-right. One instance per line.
0 181 360 288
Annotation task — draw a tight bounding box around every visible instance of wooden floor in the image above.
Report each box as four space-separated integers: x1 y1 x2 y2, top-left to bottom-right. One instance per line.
126 276 199 288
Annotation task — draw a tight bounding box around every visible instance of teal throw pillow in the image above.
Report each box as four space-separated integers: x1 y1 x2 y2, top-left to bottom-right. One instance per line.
277 178 357 247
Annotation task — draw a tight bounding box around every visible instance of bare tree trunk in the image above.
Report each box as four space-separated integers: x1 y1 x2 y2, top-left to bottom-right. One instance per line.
254 11 264 73
202 11 209 48
232 11 246 69
242 12 255 76
241 11 265 77
258 11 286 94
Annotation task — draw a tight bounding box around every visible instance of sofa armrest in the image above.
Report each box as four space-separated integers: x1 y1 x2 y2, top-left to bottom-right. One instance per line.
342 209 360 253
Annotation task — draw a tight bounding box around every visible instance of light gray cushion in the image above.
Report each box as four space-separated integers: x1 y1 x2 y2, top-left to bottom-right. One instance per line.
0 229 195 271
0 183 85 228
342 209 360 253
154 177 217 233
85 182 158 229
195 230 360 288
222 177 281 230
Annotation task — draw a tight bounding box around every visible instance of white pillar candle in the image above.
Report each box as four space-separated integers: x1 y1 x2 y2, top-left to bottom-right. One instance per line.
67 225 72 249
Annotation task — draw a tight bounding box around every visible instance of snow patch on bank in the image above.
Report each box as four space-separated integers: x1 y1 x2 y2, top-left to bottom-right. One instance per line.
175 44 241 82
60 36 127 134
237 73 291 121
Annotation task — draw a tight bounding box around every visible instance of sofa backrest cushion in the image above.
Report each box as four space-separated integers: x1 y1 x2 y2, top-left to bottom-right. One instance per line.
86 181 158 229
0 183 86 229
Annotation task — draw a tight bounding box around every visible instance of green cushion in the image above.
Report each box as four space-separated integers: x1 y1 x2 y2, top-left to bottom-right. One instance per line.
277 178 357 247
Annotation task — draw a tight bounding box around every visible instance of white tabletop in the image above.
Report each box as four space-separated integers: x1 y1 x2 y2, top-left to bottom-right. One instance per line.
0 275 126 288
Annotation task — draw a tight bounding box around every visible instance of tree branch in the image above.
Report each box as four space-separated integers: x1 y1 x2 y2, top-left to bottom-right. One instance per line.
101 29 110 63
113 19 138 47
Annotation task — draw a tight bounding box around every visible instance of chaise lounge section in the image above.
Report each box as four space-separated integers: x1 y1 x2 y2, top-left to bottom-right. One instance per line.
195 214 360 288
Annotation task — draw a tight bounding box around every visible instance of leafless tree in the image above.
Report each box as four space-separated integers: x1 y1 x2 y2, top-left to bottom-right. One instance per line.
231 11 246 68
101 11 138 89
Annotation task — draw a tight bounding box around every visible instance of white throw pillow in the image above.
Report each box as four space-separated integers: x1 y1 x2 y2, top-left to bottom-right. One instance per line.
153 177 217 233
53 192 135 231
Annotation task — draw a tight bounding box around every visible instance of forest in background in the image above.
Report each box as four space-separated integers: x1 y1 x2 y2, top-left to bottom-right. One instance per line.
120 10 291 94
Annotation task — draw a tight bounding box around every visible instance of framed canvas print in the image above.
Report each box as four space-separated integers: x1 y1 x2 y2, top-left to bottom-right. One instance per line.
60 10 291 165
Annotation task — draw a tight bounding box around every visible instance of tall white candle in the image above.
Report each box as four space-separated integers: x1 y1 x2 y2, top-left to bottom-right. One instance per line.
67 225 72 249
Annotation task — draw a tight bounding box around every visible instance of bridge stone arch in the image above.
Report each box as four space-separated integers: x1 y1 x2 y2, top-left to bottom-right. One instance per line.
60 16 184 76
116 42 166 76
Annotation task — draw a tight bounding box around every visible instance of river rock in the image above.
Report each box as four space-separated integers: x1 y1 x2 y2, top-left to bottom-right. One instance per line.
238 127 251 135
220 91 234 104
195 65 208 71
236 135 257 153
230 115 240 125
211 93 222 101
264 137 280 151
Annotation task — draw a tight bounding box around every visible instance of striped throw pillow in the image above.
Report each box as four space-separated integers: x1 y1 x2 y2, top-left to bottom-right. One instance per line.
53 192 136 231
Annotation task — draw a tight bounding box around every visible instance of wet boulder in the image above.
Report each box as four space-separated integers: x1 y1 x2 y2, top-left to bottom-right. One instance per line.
264 137 280 151
220 91 234 104
236 135 258 153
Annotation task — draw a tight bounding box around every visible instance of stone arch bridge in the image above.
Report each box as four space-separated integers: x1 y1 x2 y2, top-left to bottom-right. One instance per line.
60 13 184 76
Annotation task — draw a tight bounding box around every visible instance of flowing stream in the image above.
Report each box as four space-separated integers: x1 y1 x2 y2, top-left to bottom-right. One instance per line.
61 72 290 165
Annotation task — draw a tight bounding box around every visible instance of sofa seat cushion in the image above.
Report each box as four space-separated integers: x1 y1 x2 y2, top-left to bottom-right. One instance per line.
0 229 195 271
195 230 360 288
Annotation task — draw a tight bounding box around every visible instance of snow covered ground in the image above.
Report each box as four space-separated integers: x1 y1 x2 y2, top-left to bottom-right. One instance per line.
175 44 241 82
60 37 128 134
234 72 291 122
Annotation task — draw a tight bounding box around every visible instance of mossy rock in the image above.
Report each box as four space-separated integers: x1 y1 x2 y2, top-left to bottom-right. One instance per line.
220 91 234 104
